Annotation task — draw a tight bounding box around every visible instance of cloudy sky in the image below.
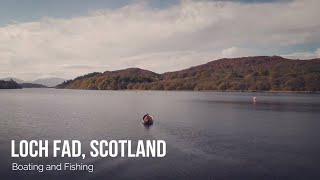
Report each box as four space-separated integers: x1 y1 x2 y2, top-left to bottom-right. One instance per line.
0 0 319 80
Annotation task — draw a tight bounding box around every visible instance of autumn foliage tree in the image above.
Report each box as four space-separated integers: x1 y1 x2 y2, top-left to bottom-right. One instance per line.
56 56 320 91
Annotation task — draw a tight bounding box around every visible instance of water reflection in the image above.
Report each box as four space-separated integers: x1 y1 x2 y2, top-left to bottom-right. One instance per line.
143 124 153 130
190 99 320 113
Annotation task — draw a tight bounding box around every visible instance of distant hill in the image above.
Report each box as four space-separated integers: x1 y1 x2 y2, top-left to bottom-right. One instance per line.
20 83 48 88
1 77 25 84
0 80 22 89
32 77 65 87
56 56 320 91
1 77 65 87
57 68 160 90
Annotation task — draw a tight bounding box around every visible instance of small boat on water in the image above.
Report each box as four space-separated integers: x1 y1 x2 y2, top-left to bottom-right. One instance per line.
142 114 154 125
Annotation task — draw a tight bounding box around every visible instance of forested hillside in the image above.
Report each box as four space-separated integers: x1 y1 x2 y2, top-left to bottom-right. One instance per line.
56 56 320 91
0 80 22 89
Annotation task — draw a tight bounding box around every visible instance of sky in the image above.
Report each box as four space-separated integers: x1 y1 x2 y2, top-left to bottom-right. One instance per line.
0 0 319 81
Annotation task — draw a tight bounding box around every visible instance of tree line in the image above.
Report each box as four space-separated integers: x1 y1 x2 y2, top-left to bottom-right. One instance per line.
0 79 22 89
56 56 320 92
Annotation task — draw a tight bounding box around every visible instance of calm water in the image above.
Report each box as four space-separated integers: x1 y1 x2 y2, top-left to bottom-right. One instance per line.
0 89 320 180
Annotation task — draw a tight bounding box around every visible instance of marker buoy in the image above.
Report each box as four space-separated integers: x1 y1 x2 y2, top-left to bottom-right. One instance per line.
252 96 257 105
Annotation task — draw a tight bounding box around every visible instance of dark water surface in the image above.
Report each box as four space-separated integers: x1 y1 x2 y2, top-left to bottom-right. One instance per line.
0 89 320 180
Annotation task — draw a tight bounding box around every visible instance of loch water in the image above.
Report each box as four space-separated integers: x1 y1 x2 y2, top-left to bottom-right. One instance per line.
0 89 320 180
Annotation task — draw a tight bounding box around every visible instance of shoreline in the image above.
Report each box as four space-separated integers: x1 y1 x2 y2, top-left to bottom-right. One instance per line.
53 88 320 94
3 88 319 94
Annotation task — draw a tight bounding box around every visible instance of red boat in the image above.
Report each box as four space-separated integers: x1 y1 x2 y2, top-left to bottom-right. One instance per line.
142 114 154 125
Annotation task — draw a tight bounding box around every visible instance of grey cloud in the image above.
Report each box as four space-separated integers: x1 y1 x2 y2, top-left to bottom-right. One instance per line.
0 0 319 80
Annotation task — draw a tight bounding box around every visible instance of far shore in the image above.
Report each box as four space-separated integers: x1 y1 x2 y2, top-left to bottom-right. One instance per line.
2 88 319 94
52 88 320 94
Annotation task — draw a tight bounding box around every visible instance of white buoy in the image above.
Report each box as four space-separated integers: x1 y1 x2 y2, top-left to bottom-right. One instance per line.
252 96 257 104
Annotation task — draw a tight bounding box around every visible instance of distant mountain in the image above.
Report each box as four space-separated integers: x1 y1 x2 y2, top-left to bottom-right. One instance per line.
20 83 48 88
0 80 22 89
0 77 25 84
56 56 320 91
1 77 65 87
57 68 160 90
32 77 65 87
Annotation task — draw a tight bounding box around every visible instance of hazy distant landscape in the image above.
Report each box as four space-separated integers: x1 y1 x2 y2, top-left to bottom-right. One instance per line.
56 56 320 92
0 77 65 88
